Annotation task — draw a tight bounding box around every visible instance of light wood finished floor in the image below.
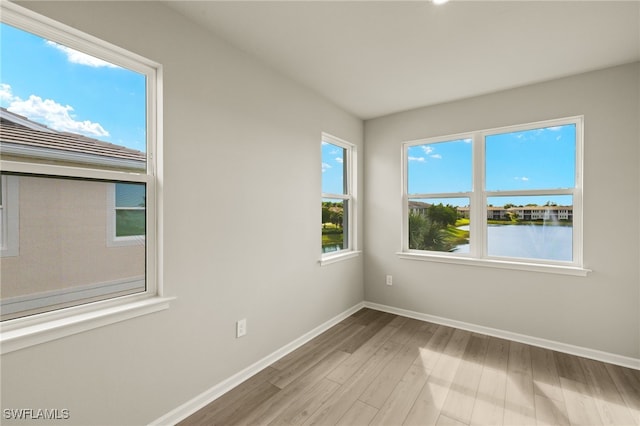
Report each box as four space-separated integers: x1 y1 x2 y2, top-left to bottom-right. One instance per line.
179 308 640 426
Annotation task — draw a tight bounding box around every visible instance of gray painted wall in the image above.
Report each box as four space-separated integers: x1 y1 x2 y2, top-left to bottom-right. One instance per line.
2 2 363 425
364 62 640 359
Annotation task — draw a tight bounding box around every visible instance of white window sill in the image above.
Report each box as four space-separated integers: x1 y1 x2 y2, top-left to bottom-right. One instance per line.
396 252 591 276
0 296 174 354
320 250 361 266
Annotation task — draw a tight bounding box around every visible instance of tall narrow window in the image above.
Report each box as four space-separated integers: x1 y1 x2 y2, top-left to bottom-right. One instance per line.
321 133 356 260
402 117 584 273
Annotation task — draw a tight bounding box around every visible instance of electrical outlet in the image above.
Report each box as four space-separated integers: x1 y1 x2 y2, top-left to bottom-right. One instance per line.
236 318 247 338
386 275 393 286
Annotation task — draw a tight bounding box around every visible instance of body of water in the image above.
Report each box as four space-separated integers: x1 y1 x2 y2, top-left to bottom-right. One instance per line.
453 224 572 261
322 244 344 254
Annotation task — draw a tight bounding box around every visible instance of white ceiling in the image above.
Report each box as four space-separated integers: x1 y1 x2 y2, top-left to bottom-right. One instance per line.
165 1 640 120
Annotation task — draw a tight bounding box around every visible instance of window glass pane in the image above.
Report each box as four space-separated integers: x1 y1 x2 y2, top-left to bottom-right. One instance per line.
486 195 573 261
116 183 145 207
486 124 575 191
408 198 469 252
0 175 146 321
0 23 147 172
407 139 472 194
116 210 145 237
322 198 346 253
322 141 346 195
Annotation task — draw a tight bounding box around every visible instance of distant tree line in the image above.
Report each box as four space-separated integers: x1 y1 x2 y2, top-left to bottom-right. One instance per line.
322 201 344 229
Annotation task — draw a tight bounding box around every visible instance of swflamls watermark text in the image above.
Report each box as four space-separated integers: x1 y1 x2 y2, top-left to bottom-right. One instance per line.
3 408 70 420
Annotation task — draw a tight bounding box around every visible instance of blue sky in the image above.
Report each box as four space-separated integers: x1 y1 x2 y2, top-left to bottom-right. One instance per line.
408 124 576 207
322 141 346 195
0 23 146 152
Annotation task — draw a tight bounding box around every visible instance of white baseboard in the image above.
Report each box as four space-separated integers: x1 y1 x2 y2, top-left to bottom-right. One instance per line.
150 302 365 426
152 299 638 425
364 301 640 371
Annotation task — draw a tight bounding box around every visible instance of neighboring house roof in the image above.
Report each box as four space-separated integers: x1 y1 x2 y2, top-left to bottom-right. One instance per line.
0 107 146 170
408 200 430 209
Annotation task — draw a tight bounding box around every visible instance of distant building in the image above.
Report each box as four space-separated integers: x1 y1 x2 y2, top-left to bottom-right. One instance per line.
408 200 430 215
457 205 572 221
0 108 146 320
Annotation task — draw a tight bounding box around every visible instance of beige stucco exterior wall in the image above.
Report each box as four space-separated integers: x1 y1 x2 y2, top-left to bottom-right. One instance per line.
1 175 145 298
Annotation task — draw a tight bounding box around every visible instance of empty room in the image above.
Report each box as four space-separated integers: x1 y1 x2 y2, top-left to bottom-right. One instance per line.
0 1 638 425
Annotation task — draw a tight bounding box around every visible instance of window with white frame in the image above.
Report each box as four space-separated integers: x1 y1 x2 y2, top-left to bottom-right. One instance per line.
0 3 169 351
402 117 584 273
107 182 146 247
321 133 356 260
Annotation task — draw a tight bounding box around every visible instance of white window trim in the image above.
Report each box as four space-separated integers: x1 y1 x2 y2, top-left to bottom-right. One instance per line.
0 175 20 257
106 183 146 247
1 276 145 318
399 116 590 276
0 2 172 354
320 133 360 265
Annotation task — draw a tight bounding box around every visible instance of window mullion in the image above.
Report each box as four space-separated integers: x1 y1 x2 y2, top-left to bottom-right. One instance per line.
322 193 350 200
470 132 486 258
0 160 149 183
485 188 574 198
408 192 471 199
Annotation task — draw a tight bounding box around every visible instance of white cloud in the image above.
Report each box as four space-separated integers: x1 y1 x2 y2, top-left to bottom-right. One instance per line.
0 83 14 104
408 156 425 162
421 146 434 155
46 41 119 68
335 157 343 164
420 146 442 159
2 84 110 138
322 162 332 173
547 126 563 131
514 176 529 181
9 95 110 137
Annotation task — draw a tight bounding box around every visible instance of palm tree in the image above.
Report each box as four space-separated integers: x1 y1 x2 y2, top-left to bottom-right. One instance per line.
408 212 450 251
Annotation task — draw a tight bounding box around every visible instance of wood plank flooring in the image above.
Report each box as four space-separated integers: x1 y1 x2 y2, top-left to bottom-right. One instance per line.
179 308 640 426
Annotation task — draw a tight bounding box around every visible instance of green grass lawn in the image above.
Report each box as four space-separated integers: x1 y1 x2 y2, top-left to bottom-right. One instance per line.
322 232 343 245
445 224 469 246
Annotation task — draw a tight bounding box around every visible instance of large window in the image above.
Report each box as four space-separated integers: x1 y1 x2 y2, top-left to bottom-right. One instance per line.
321 133 357 262
0 3 168 352
402 117 584 274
